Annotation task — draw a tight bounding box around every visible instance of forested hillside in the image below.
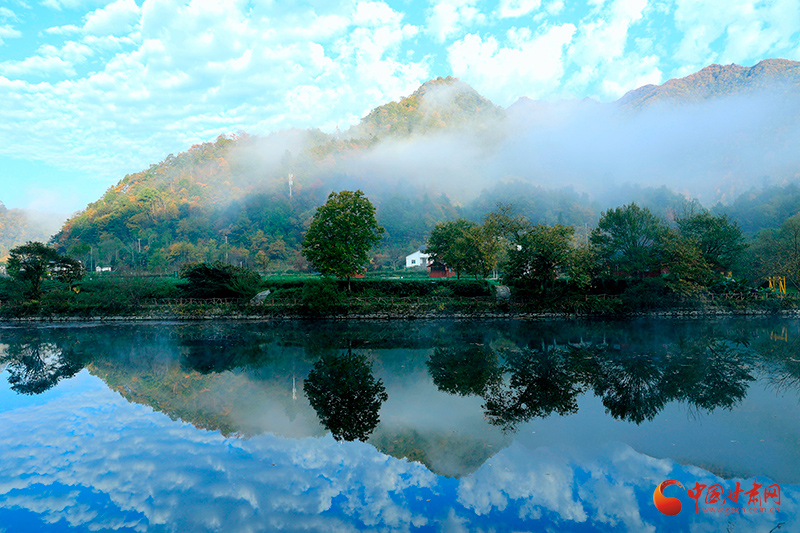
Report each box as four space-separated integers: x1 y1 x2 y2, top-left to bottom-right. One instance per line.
51 77 511 272
46 62 800 274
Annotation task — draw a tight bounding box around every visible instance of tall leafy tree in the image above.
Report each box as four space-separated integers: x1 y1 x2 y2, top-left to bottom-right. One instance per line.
301 190 384 288
748 213 800 289
502 224 575 299
676 212 747 271
426 219 498 278
590 203 667 278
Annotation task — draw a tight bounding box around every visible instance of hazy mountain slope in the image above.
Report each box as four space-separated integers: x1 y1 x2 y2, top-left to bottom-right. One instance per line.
0 203 66 260
617 58 800 109
48 59 800 272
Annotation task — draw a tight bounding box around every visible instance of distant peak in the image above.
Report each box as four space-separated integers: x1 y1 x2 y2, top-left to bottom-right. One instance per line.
617 58 800 109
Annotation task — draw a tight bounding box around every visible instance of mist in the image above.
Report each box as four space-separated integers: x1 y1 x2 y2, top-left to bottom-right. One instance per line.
319 85 800 210
214 81 800 228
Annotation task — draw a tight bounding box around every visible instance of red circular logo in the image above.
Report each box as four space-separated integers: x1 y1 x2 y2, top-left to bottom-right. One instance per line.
654 479 685 516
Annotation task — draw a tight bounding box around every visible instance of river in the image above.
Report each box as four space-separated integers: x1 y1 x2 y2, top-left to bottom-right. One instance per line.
0 318 797 531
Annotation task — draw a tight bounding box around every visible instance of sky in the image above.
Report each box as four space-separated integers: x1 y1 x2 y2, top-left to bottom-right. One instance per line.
1 0 800 214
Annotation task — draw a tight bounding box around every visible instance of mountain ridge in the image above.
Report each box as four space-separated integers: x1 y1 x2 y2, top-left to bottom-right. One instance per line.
39 58 800 273
616 58 800 109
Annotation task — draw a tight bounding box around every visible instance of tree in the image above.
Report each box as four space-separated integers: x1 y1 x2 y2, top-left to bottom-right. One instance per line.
426 346 500 396
301 190 384 288
502 224 575 299
748 213 800 289
657 229 713 289
7 241 86 298
676 212 747 272
590 204 667 278
426 219 498 278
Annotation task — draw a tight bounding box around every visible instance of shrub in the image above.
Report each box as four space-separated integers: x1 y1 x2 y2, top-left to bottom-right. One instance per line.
301 278 343 315
179 262 263 298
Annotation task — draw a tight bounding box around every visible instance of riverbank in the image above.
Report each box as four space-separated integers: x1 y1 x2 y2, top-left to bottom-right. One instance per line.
4 299 800 322
2 274 797 322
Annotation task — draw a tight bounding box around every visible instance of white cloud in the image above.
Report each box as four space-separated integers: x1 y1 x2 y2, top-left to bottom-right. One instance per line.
567 0 648 67
546 0 564 15
353 0 402 26
600 54 662 98
497 0 542 18
0 0 428 199
0 7 18 20
0 54 76 77
0 40 92 77
427 0 486 43
0 25 22 45
82 0 140 36
40 0 110 10
673 0 800 67
448 23 575 103
559 0 657 99
44 24 82 35
0 7 21 45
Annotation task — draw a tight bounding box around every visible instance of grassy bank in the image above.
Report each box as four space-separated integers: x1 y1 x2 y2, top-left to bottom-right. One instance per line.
1 274 796 320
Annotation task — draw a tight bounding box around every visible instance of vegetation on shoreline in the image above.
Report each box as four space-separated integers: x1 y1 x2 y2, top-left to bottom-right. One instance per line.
3 187 800 320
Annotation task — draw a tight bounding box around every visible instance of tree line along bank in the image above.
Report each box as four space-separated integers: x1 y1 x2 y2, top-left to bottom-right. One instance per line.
1 190 797 317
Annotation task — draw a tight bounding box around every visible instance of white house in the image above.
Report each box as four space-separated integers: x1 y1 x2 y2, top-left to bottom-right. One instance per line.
405 250 431 268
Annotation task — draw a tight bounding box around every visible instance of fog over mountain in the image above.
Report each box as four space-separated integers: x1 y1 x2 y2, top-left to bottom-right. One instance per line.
224 59 800 209
41 59 800 269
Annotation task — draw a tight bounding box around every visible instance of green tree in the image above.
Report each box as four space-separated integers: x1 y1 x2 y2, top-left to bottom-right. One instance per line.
301 190 384 288
502 224 575 300
658 230 713 289
748 213 800 289
7 242 86 298
590 203 667 278
426 219 498 278
426 346 501 396
676 212 747 272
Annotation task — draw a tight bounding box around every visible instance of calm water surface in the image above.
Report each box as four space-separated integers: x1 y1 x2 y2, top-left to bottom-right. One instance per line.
0 318 798 532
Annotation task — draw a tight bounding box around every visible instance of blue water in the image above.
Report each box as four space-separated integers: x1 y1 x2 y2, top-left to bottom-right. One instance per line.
0 319 796 531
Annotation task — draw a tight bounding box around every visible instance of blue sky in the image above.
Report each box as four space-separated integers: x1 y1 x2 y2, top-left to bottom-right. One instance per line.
1 0 800 213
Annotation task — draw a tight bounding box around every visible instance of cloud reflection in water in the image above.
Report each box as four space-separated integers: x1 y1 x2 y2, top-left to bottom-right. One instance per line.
0 370 795 532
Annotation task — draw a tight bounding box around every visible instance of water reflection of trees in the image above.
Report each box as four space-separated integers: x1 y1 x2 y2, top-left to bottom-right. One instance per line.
0 334 91 395
427 336 756 431
304 350 388 442
483 345 585 431
426 346 500 396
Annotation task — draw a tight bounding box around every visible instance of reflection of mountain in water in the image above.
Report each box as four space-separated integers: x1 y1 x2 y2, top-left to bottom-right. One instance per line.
3 320 800 480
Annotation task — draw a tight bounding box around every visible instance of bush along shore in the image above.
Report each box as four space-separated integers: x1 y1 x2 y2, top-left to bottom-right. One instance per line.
1 273 798 321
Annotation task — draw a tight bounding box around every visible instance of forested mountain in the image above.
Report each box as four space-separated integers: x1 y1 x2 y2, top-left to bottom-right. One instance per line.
52 76 509 272
47 61 800 273
353 76 505 138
